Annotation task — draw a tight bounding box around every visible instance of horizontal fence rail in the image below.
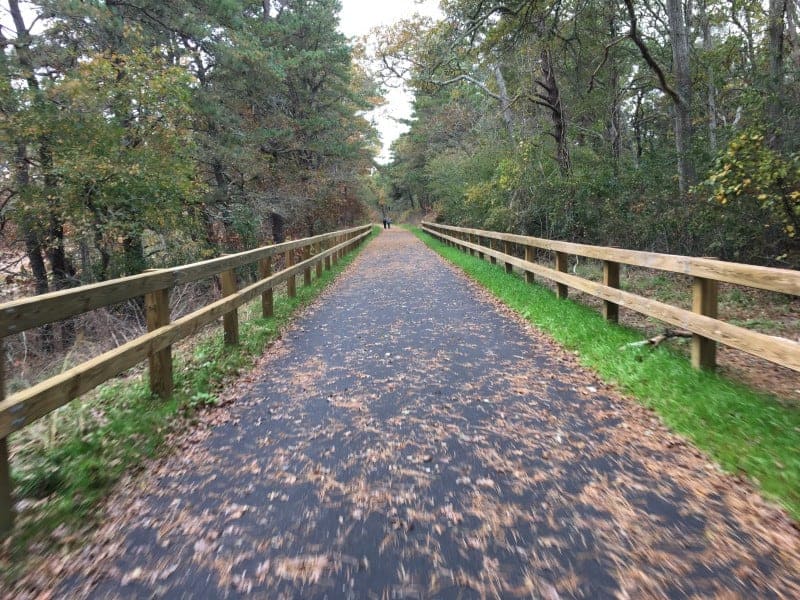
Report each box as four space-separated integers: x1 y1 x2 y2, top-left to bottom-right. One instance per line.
422 222 800 375
0 224 372 533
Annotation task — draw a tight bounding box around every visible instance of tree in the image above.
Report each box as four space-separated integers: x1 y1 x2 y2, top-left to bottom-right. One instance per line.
380 0 800 263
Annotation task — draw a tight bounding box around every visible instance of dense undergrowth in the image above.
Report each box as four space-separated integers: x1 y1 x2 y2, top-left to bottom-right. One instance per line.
415 228 800 521
1 226 378 580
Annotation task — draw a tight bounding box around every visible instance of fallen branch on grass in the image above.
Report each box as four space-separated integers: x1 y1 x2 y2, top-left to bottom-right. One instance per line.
620 329 693 351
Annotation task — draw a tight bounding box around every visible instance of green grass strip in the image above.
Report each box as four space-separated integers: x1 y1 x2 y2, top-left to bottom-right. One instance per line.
3 227 379 576
414 227 800 520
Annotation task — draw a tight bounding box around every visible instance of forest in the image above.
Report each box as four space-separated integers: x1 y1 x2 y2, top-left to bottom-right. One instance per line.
3 0 799 301
0 0 378 300
380 0 800 267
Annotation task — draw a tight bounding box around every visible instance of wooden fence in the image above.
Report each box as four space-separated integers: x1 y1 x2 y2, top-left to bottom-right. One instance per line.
0 224 372 532
422 222 799 374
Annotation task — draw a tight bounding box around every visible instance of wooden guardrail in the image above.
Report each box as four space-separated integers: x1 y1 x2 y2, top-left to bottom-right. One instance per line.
0 224 372 533
422 222 799 374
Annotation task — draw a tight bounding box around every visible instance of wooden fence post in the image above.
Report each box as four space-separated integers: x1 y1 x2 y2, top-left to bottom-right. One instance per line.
332 237 339 265
503 241 513 274
259 256 273 318
315 243 323 278
220 268 239 345
490 239 497 264
287 248 297 297
1 339 12 535
692 277 718 370
603 261 620 322
524 246 535 283
303 245 312 287
144 287 173 397
324 239 332 270
477 236 484 260
555 251 568 299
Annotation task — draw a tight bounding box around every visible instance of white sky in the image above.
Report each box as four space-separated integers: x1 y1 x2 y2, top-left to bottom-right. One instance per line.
338 0 442 163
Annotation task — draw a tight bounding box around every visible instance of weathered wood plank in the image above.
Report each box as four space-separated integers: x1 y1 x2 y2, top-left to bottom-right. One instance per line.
525 246 535 284
423 222 800 296
169 226 369 286
422 225 800 372
286 248 297 298
0 271 175 338
221 268 239 346
0 229 372 439
324 239 332 270
304 246 312 287
603 261 620 323
692 277 718 370
0 225 371 338
555 252 568 299
259 256 273 318
144 287 172 398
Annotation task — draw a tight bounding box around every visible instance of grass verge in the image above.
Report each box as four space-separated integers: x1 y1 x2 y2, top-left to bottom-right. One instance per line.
414 227 800 521
1 226 378 582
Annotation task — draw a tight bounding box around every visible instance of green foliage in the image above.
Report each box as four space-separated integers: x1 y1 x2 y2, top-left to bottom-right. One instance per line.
1 0 377 288
381 0 800 265
416 228 800 520
702 130 800 243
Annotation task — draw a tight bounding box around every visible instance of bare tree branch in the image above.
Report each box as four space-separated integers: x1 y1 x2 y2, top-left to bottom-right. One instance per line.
430 74 504 101
588 35 627 92
623 0 683 106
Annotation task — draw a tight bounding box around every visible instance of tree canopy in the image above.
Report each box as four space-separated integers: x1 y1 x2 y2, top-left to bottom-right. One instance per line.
380 0 800 265
1 0 378 293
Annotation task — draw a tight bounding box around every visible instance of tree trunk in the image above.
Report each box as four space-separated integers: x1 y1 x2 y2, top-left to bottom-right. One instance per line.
666 0 694 194
767 0 787 150
702 3 718 153
608 17 621 172
786 0 800 69
10 0 74 290
13 141 49 296
632 90 643 169
491 64 515 139
39 141 74 291
539 49 571 176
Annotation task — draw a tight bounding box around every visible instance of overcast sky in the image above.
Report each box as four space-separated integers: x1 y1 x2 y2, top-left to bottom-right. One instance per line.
338 0 442 163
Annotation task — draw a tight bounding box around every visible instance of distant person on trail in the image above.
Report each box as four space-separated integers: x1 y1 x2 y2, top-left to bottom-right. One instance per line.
382 218 388 229
387 218 392 229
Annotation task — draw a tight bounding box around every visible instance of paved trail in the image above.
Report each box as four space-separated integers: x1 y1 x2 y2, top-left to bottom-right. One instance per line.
57 229 799 598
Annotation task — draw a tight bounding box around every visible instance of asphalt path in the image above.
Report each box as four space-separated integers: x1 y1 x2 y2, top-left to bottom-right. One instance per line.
56 228 800 598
